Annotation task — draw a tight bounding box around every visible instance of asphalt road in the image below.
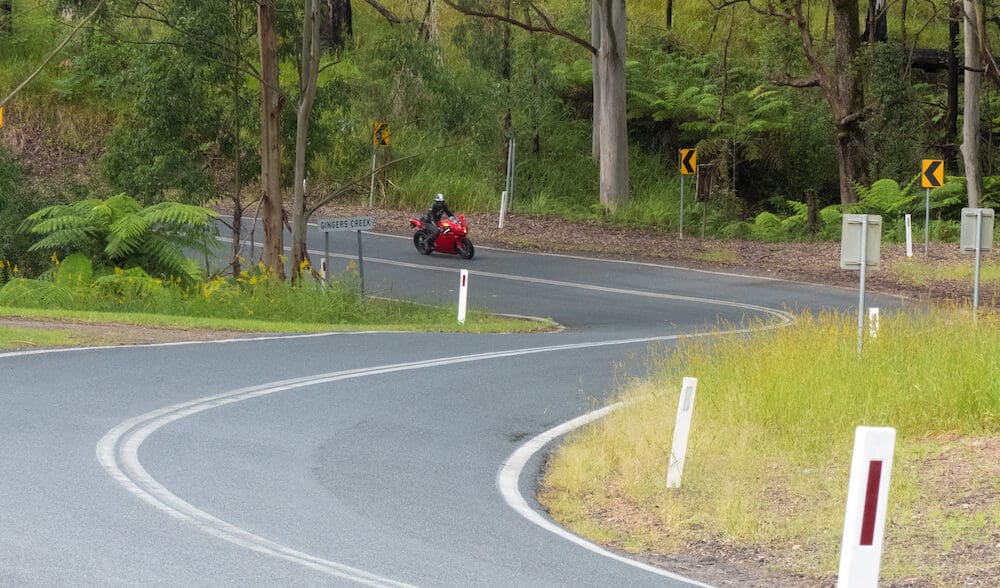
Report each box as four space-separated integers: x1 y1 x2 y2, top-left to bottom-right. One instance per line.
0 223 903 586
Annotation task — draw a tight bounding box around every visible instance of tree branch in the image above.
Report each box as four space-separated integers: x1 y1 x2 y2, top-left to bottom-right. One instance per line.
770 74 821 87
362 0 403 24
1 0 106 109
440 0 596 54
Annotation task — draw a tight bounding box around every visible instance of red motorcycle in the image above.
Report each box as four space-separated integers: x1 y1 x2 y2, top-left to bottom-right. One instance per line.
408 214 475 259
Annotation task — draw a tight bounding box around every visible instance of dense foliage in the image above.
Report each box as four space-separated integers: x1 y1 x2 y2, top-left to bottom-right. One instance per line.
2 0 1000 257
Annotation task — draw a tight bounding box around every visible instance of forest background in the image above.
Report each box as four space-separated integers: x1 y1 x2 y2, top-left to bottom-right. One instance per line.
0 0 997 279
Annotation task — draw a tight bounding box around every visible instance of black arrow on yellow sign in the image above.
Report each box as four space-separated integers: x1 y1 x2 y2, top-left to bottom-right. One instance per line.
372 122 390 147
680 148 697 175
921 159 943 188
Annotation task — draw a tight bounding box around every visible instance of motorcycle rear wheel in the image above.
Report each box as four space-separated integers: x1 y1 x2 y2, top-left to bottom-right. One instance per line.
413 232 433 255
457 238 475 260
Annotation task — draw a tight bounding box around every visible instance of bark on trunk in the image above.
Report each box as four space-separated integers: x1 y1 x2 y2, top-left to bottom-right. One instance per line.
319 0 352 52
258 0 284 277
831 0 867 203
596 0 628 210
292 0 322 283
962 0 982 208
945 3 960 171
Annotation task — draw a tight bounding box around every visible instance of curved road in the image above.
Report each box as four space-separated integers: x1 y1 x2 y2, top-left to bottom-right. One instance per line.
1 226 901 586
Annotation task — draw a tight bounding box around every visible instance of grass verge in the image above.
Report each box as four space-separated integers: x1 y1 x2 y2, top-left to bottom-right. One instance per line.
0 324 82 349
540 308 999 586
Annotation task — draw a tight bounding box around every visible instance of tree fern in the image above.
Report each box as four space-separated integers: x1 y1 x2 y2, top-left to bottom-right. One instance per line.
21 193 216 284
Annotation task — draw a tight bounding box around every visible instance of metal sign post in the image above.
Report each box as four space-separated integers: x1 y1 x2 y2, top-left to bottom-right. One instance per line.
841 215 882 357
369 122 390 208
318 216 375 295
679 149 696 239
960 208 995 323
921 159 944 256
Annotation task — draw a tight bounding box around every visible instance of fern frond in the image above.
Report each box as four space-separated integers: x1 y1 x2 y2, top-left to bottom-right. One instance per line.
141 202 215 227
27 228 99 252
106 213 150 258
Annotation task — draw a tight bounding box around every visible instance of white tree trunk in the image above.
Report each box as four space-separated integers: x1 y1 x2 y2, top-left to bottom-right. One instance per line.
596 0 628 210
962 0 982 208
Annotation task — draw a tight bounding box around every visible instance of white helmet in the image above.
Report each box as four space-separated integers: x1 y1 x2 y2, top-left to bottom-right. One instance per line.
435 193 445 202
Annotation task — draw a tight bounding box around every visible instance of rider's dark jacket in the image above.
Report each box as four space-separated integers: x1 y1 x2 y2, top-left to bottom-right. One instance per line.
425 200 454 224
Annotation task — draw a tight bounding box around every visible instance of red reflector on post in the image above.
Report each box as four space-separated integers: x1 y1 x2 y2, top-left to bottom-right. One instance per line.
860 460 883 546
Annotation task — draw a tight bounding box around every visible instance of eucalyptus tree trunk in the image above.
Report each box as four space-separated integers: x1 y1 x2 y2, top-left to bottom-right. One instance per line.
831 0 867 204
258 0 284 278
319 0 352 52
595 0 628 211
945 3 960 171
962 0 982 208
291 0 322 283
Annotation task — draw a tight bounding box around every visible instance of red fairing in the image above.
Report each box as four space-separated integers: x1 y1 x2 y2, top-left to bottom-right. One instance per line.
409 213 475 259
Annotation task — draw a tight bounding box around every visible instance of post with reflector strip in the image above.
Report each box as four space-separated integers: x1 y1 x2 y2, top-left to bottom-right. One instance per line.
457 269 469 325
665 377 697 489
837 426 896 588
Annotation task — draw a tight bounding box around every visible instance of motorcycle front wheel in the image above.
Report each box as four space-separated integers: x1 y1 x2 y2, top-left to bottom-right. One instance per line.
457 238 475 260
413 231 433 255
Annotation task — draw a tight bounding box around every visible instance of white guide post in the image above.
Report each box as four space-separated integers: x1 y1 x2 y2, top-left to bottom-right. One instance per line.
867 307 879 339
665 377 698 489
837 426 896 588
457 269 469 325
904 214 913 257
499 190 508 229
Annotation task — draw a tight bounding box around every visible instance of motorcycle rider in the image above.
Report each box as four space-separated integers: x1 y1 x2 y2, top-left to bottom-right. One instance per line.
423 193 455 251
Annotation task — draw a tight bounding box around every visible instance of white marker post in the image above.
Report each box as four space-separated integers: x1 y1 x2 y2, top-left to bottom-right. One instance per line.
904 214 913 258
457 269 469 325
666 377 698 489
499 190 508 229
867 308 879 339
838 426 896 588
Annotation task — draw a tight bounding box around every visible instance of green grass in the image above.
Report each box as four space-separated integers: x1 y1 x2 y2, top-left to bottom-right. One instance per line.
0 264 554 335
891 257 1000 286
0 324 81 349
540 308 999 584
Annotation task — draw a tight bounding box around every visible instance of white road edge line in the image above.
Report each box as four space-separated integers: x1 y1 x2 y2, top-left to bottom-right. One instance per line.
496 404 715 588
97 307 790 586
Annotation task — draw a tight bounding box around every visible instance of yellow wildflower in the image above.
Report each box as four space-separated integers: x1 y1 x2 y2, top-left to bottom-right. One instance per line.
50 252 60 265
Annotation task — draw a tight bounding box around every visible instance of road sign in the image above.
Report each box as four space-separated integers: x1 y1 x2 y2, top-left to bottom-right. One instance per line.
318 216 375 232
840 215 883 270
372 122 390 147
960 208 994 253
680 148 697 175
921 159 943 188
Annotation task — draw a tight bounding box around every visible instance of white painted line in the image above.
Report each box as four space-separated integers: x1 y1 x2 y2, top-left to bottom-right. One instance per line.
217 236 794 319
496 404 714 588
98 318 786 585
0 330 391 359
